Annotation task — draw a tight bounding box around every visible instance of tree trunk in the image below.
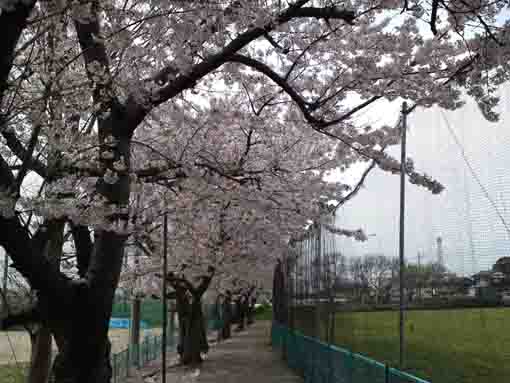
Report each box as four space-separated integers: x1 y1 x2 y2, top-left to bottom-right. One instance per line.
49 291 114 383
174 288 190 359
50 231 123 383
26 327 52 383
181 298 208 366
221 296 232 340
129 297 141 368
51 335 112 383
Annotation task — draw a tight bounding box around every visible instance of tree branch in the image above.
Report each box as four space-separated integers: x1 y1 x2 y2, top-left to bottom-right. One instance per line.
0 154 72 301
195 267 215 297
0 213 72 301
293 7 356 24
228 53 387 130
13 123 43 195
0 305 40 330
71 224 93 278
73 0 117 111
430 0 439 35
0 129 49 179
128 1 357 134
0 0 36 106
330 159 377 213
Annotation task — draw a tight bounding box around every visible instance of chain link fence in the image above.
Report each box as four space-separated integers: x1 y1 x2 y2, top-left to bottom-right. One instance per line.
272 220 432 383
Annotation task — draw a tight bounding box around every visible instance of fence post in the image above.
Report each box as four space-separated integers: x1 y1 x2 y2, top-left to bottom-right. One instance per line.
314 223 322 341
126 347 130 377
113 353 117 383
385 364 390 383
348 350 353 383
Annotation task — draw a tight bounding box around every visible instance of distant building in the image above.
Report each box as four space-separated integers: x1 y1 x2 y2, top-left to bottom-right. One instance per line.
470 258 510 303
472 270 491 288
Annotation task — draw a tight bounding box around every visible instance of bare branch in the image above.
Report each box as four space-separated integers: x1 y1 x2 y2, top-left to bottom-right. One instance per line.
129 1 357 134
0 1 36 106
73 0 117 111
330 159 377 214
0 128 49 179
430 0 439 35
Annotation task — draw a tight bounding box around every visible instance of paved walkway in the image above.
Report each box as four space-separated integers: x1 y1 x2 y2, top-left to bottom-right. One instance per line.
133 322 302 383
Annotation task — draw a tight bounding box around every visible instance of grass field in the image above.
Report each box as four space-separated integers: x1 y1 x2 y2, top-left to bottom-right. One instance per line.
0 363 26 383
332 307 510 383
254 304 273 321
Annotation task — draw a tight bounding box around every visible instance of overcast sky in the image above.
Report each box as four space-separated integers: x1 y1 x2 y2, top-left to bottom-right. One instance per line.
333 84 510 276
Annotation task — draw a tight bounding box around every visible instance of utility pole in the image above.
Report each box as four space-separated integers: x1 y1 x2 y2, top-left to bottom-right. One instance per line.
162 213 168 383
399 101 408 368
2 253 8 308
3 253 8 292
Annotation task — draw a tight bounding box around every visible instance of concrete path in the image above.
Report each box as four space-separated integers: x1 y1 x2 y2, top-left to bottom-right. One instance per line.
135 322 302 383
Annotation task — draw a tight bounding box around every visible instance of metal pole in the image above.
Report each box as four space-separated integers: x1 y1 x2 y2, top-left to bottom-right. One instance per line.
315 223 322 340
3 253 8 292
399 101 408 368
162 213 168 383
418 251 422 300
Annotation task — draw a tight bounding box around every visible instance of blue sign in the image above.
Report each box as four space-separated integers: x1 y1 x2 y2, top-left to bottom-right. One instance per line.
109 317 148 329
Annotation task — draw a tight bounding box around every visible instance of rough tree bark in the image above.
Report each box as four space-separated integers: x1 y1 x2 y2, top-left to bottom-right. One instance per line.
0 2 360 381
181 295 208 365
27 327 53 383
167 269 214 366
221 292 232 340
27 220 64 383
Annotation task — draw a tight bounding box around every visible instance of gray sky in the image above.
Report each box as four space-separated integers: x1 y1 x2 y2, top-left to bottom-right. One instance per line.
334 84 510 276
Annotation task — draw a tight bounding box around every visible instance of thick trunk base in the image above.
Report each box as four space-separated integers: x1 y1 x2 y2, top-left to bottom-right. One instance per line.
27 327 52 383
50 338 112 383
181 301 208 366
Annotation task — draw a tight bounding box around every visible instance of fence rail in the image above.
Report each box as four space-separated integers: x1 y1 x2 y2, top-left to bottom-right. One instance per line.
111 331 174 383
271 322 430 383
111 304 217 383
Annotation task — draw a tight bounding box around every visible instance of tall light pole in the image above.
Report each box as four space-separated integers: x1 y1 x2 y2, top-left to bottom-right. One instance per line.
162 213 168 383
399 101 408 368
3 253 8 292
161 212 168 383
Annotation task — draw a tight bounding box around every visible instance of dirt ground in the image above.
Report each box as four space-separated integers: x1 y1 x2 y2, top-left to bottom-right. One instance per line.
0 328 162 365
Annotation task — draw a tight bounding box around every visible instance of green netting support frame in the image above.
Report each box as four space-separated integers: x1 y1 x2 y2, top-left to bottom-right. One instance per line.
271 322 431 383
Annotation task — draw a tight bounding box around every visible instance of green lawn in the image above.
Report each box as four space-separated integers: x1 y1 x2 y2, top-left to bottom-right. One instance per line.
255 304 273 321
0 364 27 383
332 308 510 383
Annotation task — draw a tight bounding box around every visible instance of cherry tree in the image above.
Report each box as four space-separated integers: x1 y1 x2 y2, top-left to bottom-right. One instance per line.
1 1 509 382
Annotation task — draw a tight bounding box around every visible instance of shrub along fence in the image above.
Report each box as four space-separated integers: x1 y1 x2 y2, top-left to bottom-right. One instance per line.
271 322 430 383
